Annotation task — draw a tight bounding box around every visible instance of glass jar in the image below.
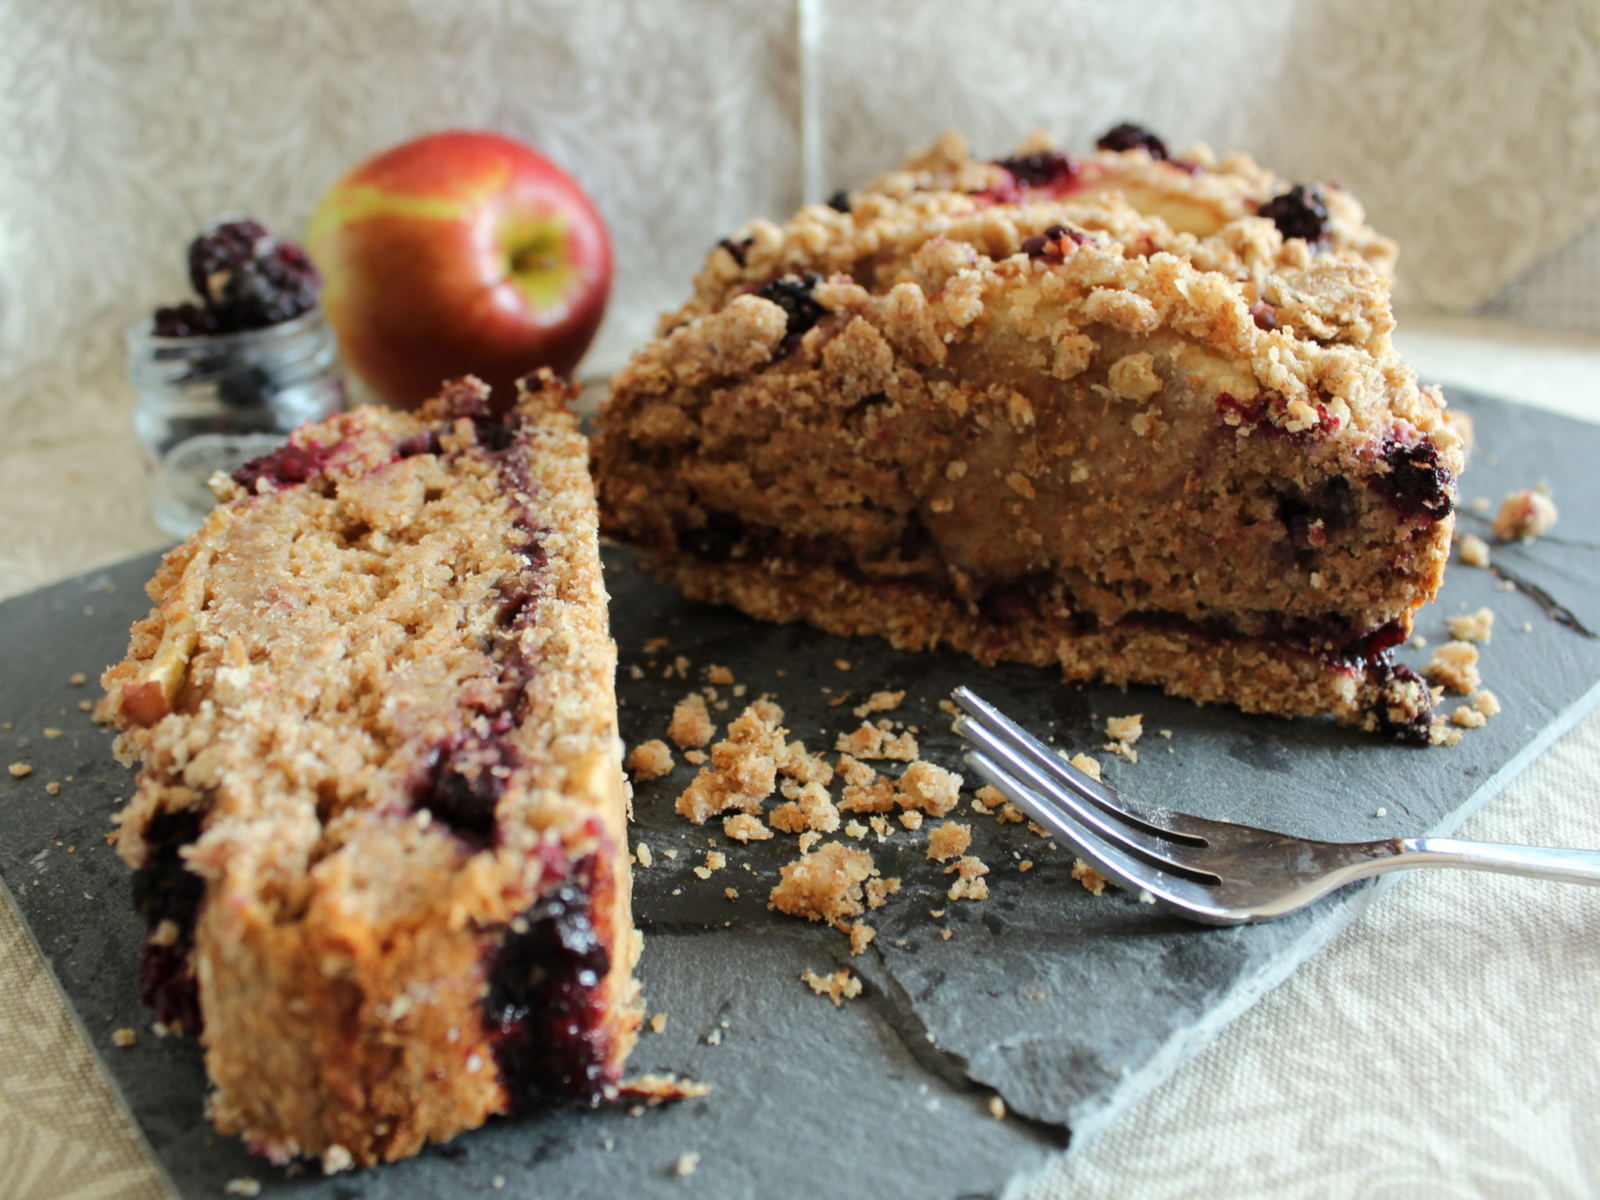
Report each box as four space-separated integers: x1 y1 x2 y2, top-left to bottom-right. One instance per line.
126 307 347 537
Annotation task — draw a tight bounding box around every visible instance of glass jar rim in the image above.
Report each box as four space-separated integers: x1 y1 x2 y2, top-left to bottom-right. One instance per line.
124 305 327 352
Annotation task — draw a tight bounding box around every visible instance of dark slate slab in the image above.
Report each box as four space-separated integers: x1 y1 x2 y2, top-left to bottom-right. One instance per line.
1 386 1597 1200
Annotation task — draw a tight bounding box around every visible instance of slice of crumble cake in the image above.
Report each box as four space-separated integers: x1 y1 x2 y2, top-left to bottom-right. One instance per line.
100 372 643 1168
594 137 1463 740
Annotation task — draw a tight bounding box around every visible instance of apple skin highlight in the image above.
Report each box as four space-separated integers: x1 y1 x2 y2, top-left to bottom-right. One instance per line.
308 130 612 411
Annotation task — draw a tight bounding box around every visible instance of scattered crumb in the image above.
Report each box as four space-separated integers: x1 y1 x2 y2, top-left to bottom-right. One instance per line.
321 1145 354 1174
1471 689 1501 718
704 851 727 871
45 782 60 796
649 1013 668 1034
635 843 654 868
8 762 32 778
945 855 991 901
898 809 924 831
1492 488 1558 542
770 842 876 926
626 739 675 782
868 815 890 836
1470 497 1491 512
1521 621 1533 634
1374 807 1388 818
798 830 822 853
223 1179 261 1197
1018 859 1034 872
843 820 869 839
1067 752 1102 781
675 702 787 823
1445 608 1495 644
988 1095 1007 1120
110 1027 137 1048
723 887 739 900
1457 533 1491 567
77 700 94 711
852 689 905 719
643 636 670 654
836 721 919 761
684 749 708 765
865 876 901 908
1425 640 1481 694
926 820 973 862
1105 714 1143 744
668 693 716 749
800 967 862 1007
1412 636 1428 649
1071 860 1108 896
42 727 62 739
723 813 773 843
939 928 953 941
673 1151 700 1177
848 921 876 956
782 780 842 831
1451 705 1487 729
834 659 852 671
69 671 87 686
706 664 735 686
894 760 962 817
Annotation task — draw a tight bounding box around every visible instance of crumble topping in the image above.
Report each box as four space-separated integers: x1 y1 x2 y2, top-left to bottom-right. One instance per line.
1071 860 1110 896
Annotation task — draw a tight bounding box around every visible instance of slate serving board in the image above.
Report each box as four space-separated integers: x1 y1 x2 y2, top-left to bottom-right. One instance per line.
2 386 1598 1200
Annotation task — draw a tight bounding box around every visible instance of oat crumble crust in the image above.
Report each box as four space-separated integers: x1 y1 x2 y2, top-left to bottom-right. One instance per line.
98 375 644 1169
595 135 1463 741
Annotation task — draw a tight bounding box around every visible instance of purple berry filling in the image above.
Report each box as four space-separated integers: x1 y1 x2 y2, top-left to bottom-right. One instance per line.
1374 436 1454 521
130 807 206 1034
417 723 522 845
1258 185 1331 244
485 863 613 1108
1096 123 1168 160
232 440 340 491
754 273 826 353
1249 301 1278 331
1020 223 1089 261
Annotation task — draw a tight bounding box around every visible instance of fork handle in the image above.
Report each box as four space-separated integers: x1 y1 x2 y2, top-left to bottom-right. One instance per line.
1391 837 1600 886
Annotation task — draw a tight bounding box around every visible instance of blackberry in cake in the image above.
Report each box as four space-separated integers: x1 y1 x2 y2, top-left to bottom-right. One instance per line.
100 372 643 1168
593 154 1465 740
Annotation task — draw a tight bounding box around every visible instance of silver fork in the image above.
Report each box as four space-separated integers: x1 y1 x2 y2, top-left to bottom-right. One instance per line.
951 686 1600 925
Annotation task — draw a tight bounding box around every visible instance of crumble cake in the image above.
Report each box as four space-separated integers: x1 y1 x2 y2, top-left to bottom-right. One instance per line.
99 373 643 1168
594 132 1464 740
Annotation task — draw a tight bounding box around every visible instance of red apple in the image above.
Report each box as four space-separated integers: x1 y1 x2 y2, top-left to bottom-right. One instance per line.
307 130 611 410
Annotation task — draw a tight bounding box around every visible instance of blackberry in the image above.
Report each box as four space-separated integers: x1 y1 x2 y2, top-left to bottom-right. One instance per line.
754 272 826 349
1375 437 1453 521
826 190 851 213
1096 122 1168 160
992 150 1077 189
152 302 219 338
1258 185 1331 244
181 218 321 333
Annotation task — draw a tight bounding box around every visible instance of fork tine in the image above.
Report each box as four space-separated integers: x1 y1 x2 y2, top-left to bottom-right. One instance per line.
951 686 1204 840
954 706 1216 878
964 749 1231 919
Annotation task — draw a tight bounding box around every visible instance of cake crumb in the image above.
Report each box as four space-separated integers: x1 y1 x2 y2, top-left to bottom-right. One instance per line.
77 699 94 712
668 693 716 749
843 820 869 839
834 659 852 671
988 1095 1007 1120
321 1145 354 1174
1425 641 1481 694
223 1179 261 1197
848 921 876 956
675 701 787 823
1451 705 1487 729
706 663 735 685
898 809 924 831
110 1027 138 1048
69 671 87 686
1105 714 1143 745
1445 608 1494 644
895 760 962 816
945 855 991 901
836 721 919 761
939 927 953 940
1071 859 1108 896
1457 533 1491 567
722 813 773 843
704 850 727 871
1492 488 1558 541
1067 752 1102 781
45 781 61 795
852 689 906 718
635 843 654 868
798 830 822 853
1470 689 1501 717
626 739 675 781
43 727 63 739
8 762 32 778
926 820 972 862
1018 859 1034 872
801 967 862 1007
975 785 1005 809
770 842 876 926
649 1013 668 1034
1374 807 1388 818
673 1151 701 1177
864 876 901 909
